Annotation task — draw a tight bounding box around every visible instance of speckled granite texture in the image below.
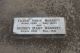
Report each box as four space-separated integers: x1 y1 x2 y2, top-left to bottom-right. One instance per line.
0 0 80 53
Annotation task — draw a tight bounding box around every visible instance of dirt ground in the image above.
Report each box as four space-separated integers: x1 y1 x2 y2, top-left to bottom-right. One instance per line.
0 0 80 53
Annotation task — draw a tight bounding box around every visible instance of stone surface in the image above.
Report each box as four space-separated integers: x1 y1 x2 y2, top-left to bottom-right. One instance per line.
0 0 80 53
13 17 66 34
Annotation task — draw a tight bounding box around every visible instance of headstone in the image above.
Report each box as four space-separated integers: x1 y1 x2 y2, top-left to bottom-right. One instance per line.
13 17 66 35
